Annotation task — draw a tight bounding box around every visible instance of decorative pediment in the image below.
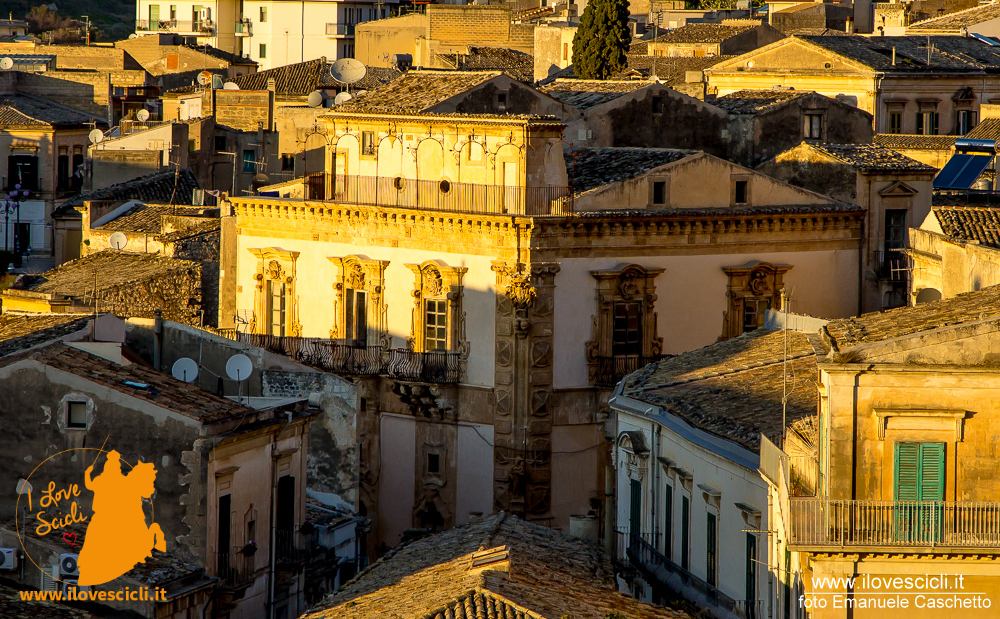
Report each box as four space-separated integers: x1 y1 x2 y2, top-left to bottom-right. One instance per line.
249 247 300 262
618 430 649 455
708 38 874 74
878 181 919 197
873 408 967 441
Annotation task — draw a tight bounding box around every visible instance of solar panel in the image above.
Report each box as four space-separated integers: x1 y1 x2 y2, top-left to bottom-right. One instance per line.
934 154 993 189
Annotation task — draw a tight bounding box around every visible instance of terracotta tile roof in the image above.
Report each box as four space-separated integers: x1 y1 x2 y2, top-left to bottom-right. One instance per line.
96 203 216 234
182 44 257 66
651 23 757 44
0 584 98 617
25 342 252 422
628 39 648 56
306 512 690 619
539 79 650 109
318 64 402 90
908 3 1000 31
29 251 200 299
571 147 697 194
964 118 1000 140
624 329 820 450
0 313 92 357
57 168 201 211
782 27 845 36
0 93 100 127
436 46 535 83
335 70 505 114
620 55 735 83
799 35 1000 72
805 143 936 173
931 206 1000 248
159 218 221 242
712 89 811 114
577 203 861 217
232 57 327 96
824 284 1000 348
874 133 958 150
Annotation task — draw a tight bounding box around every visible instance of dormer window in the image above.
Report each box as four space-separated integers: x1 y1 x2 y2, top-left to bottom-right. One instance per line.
497 92 507 112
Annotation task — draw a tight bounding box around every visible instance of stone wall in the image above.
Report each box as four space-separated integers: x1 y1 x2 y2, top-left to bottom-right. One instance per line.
428 5 511 46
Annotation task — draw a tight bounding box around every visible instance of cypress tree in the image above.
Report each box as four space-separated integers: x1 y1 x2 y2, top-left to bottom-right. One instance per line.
571 0 631 79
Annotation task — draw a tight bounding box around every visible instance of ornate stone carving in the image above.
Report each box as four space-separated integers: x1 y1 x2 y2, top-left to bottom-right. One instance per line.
405 261 468 356
267 260 283 281
721 261 793 340
328 255 389 347
248 247 300 337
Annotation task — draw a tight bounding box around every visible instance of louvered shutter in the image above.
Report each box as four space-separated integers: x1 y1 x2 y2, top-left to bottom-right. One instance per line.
918 443 945 502
894 442 919 501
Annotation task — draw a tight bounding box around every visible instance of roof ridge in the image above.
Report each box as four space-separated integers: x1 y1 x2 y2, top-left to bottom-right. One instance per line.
909 2 996 27
627 350 817 394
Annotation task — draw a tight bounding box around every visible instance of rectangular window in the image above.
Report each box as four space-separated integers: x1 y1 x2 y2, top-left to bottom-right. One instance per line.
259 43 267 59
72 153 83 190
681 495 690 571
804 113 822 139
242 149 256 174
917 110 938 135
497 93 507 110
57 154 69 190
276 475 295 531
743 297 770 333
280 153 294 172
563 42 568 61
652 96 663 114
67 402 87 428
612 300 642 356
170 5 176 20
424 299 448 351
734 180 748 204
664 483 673 559
268 280 286 336
884 208 907 250
344 289 367 346
260 6 267 22
214 136 226 152
192 5 203 28
218 493 231 571
427 452 440 474
746 532 757 619
894 442 945 543
629 478 642 535
706 512 717 587
361 131 376 156
7 154 38 191
652 180 666 205
957 110 977 135
889 111 902 134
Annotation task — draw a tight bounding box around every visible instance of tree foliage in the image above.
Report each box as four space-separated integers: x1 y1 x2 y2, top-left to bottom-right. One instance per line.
571 0 631 79
26 6 71 33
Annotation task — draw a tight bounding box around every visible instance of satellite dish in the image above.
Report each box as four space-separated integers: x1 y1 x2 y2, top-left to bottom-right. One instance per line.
197 71 213 86
334 92 353 105
330 58 367 84
108 232 127 250
0 57 13 71
223 82 240 90
226 354 253 381
356 90 368 97
306 90 324 107
89 129 104 144
136 109 150 122
129 33 138 39
171 357 199 383
16 479 32 495
212 74 224 89
253 173 270 188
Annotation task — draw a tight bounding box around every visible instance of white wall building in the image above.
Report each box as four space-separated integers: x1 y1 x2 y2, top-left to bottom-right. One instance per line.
135 0 398 70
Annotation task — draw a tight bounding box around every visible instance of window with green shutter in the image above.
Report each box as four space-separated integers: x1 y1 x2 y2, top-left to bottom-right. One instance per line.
629 479 642 536
746 533 757 619
706 512 717 587
664 483 673 559
681 495 690 570
894 442 945 542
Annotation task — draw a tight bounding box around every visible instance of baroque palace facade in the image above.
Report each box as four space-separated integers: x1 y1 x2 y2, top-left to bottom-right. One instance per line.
217 103 867 551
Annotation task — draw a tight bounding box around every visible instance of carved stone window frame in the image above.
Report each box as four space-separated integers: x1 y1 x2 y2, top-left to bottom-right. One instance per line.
406 260 469 355
721 260 792 341
328 254 389 347
585 263 664 383
250 247 300 336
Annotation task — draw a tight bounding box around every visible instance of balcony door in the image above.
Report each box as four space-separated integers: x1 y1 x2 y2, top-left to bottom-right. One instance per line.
629 479 641 537
894 442 944 543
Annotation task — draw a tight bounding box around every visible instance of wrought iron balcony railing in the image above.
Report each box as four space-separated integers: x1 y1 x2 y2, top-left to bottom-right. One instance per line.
319 174 573 216
594 354 667 388
789 499 1000 549
873 248 908 282
275 528 308 564
136 19 215 34
217 551 254 587
214 330 461 384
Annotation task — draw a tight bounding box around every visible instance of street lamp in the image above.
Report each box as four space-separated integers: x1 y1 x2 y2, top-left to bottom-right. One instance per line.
2 183 28 267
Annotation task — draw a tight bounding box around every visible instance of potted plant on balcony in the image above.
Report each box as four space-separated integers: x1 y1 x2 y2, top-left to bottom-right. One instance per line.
240 540 257 556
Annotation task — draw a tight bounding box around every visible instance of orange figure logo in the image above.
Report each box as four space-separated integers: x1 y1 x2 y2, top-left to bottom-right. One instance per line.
77 451 165 586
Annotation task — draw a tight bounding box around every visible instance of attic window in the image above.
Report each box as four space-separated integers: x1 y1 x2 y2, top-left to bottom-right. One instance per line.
734 180 748 204
497 92 507 110
652 96 663 114
67 402 88 429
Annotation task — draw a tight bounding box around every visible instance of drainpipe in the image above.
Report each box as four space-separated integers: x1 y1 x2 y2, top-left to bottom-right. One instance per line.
153 309 163 370
652 425 661 550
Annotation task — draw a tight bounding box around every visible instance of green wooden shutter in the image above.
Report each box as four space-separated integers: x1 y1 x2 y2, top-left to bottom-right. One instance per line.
629 479 642 536
894 442 919 501
746 533 757 619
681 495 690 570
706 512 717 587
919 443 945 502
664 484 672 558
